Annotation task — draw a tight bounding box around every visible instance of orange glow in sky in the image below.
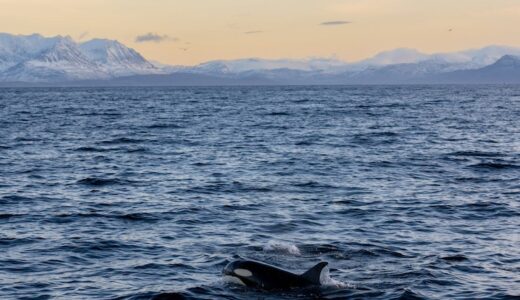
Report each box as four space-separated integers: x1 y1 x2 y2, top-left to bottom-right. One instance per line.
1 0 520 65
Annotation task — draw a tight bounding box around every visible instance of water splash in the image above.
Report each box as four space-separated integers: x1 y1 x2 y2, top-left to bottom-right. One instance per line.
263 241 301 256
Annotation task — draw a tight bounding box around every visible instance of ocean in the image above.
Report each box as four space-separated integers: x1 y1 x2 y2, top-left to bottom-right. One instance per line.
0 86 519 299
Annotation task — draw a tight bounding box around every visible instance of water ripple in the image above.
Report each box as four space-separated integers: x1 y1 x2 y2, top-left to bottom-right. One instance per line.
1 86 519 299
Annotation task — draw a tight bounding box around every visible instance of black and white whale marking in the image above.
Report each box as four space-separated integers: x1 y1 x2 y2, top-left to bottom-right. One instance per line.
223 259 329 290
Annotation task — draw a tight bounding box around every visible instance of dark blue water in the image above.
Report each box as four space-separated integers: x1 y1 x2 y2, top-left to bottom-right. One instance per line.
1 86 519 300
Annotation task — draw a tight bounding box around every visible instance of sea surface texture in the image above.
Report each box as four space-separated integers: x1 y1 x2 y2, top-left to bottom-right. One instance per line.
0 86 519 300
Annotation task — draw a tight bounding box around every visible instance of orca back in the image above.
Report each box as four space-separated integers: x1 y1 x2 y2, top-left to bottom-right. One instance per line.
223 259 328 290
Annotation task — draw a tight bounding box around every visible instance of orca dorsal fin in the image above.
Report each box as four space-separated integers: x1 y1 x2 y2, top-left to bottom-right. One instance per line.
300 262 329 285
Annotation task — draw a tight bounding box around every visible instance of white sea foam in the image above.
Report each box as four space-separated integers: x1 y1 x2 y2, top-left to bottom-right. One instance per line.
316 265 350 289
263 241 301 256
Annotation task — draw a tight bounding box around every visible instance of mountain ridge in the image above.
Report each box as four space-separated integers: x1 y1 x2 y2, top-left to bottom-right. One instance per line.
1 33 520 84
0 33 162 82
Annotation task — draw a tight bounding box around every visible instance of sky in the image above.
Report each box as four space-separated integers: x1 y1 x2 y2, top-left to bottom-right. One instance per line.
1 0 520 65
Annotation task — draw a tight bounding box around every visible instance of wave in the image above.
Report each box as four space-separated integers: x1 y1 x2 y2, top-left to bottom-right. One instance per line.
74 146 114 152
351 132 399 145
0 237 44 246
264 111 291 116
0 213 18 219
440 254 468 262
469 162 520 170
124 147 150 153
447 151 502 158
293 181 337 189
294 140 317 146
74 146 149 153
52 239 146 253
116 212 161 222
98 137 146 145
146 123 184 129
77 177 133 187
368 131 399 137
0 195 34 204
396 289 428 300
182 181 273 194
44 212 166 225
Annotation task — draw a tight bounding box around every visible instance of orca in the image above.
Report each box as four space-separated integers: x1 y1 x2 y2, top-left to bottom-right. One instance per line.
222 259 329 290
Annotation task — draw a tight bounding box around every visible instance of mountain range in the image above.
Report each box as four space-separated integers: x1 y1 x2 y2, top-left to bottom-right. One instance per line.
0 33 159 82
1 33 520 85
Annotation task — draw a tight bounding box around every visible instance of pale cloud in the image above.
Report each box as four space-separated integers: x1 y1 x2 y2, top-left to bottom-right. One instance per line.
320 21 351 26
135 33 177 43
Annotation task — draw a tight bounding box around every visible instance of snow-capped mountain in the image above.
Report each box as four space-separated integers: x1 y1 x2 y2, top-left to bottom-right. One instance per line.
0 33 161 82
356 48 430 66
1 36 107 82
0 33 63 72
175 45 520 76
431 45 520 68
350 46 520 69
167 45 520 84
80 39 159 76
190 57 348 74
434 54 520 84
